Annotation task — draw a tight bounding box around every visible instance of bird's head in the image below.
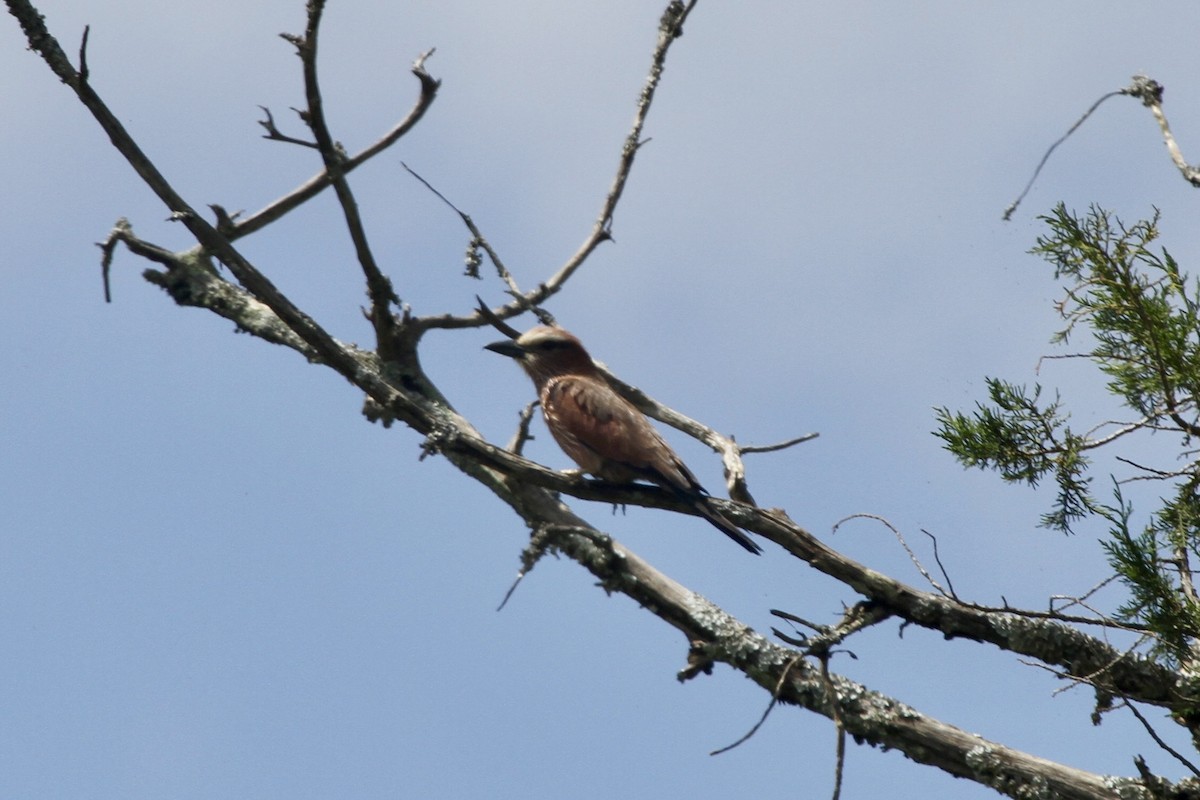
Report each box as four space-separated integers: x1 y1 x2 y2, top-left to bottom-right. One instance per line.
485 325 596 386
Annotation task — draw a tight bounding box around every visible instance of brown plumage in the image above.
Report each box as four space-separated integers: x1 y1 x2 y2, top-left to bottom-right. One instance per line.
485 326 761 555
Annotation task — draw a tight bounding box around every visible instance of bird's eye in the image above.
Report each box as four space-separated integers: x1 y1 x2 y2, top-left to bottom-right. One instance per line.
536 340 568 350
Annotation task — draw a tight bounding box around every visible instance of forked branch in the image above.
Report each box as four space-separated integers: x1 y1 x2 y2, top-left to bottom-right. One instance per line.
417 0 700 332
285 0 400 353
236 50 439 240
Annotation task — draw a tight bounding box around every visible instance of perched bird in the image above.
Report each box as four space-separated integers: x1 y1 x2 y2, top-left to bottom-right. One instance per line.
485 325 762 554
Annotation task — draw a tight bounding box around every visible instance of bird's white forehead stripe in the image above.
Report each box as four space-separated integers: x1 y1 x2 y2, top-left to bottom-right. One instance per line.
516 327 569 346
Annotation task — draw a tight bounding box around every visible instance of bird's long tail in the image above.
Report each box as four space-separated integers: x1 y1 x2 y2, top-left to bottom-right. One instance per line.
690 497 762 555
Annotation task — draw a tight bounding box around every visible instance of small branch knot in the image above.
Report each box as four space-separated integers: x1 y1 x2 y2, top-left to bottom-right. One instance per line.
1126 74 1164 107
679 640 716 681
659 0 687 38
419 421 459 460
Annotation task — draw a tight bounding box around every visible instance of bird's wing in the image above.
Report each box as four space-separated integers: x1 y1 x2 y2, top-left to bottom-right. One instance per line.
545 375 763 555
543 374 693 489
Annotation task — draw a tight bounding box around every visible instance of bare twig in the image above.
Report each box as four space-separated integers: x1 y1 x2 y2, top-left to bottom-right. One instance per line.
231 49 440 240
986 599 1148 633
771 608 827 641
834 514 952 598
1115 458 1193 483
531 0 699 304
505 400 540 455
1037 634 1155 698
1035 352 1102 374
722 432 817 504
496 523 578 611
76 23 88 81
7 0 407 408
1002 88 1126 220
98 218 180 271
417 0 700 332
740 433 820 454
772 602 891 655
1080 416 1156 443
770 628 808 648
1123 700 1200 779
256 105 317 148
288 1 399 352
98 217 139 301
820 655 847 800
710 653 805 756
1006 74 1200 220
475 294 523 340
401 163 545 317
1049 575 1122 617
920 529 959 600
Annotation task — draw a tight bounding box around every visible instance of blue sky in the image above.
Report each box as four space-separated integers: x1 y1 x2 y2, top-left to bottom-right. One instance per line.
6 2 1200 798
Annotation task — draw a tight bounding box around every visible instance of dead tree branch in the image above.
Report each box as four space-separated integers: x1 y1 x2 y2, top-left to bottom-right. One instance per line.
237 50 439 239
1005 74 1200 220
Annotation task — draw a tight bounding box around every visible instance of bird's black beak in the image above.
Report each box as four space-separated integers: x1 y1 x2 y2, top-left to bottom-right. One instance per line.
484 339 526 359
